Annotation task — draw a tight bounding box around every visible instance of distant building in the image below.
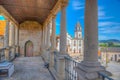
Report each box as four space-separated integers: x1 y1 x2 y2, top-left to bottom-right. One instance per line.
100 47 120 63
56 22 84 60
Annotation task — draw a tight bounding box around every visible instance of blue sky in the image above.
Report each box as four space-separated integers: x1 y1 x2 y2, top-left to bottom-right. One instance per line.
0 15 5 20
56 0 120 40
0 0 120 40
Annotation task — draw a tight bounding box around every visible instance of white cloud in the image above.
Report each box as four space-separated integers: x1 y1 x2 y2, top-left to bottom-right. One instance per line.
98 16 114 20
72 1 84 10
98 6 114 20
99 22 120 27
99 35 108 40
100 26 120 34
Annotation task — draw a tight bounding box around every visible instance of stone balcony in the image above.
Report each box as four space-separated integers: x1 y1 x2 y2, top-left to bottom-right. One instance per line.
1 57 54 80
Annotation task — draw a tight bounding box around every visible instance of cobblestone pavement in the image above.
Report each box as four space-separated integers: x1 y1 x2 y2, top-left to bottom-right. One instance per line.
1 57 54 80
107 62 120 80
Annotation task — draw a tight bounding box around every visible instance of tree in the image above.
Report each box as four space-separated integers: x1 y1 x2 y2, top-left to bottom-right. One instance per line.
108 42 114 47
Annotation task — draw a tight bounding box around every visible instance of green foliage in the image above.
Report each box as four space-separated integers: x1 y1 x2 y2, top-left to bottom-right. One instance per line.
108 42 114 47
99 42 120 47
99 43 108 47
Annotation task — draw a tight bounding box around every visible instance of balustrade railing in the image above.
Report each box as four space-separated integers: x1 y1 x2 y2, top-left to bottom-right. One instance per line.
98 72 113 80
53 51 58 71
9 46 16 61
65 56 78 80
0 46 16 62
0 48 5 62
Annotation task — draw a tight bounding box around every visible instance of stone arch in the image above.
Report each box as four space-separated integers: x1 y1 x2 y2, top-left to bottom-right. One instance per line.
25 40 34 57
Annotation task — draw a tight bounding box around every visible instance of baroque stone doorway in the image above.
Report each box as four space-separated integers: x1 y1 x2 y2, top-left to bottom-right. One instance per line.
25 40 33 57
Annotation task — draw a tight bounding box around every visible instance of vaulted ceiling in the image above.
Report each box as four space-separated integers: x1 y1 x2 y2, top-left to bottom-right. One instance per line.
0 0 58 24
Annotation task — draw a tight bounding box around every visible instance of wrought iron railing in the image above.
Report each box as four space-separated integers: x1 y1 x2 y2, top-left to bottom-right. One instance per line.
98 72 113 80
65 56 78 80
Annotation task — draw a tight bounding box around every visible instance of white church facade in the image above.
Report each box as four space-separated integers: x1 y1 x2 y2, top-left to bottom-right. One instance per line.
56 22 84 60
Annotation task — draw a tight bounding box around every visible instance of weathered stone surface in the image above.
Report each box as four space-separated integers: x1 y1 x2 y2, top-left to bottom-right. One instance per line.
0 36 4 48
2 57 54 80
19 21 42 56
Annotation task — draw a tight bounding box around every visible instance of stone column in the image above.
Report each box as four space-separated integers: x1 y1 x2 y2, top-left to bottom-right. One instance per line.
84 0 98 62
75 0 104 80
41 27 45 57
50 16 56 68
43 26 46 50
15 26 19 55
4 20 10 60
47 23 51 49
45 23 51 62
60 5 67 54
57 2 67 80
9 23 15 46
9 23 15 59
42 27 45 53
51 16 56 51
4 20 9 48
45 25 48 49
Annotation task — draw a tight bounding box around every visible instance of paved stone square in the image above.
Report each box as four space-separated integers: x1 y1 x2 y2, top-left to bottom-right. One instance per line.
1 57 54 80
107 62 120 80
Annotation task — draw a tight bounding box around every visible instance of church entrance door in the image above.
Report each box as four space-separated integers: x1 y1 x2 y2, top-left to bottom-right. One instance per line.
25 40 33 57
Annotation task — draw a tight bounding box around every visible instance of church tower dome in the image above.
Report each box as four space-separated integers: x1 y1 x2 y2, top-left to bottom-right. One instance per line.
75 22 81 32
75 21 82 39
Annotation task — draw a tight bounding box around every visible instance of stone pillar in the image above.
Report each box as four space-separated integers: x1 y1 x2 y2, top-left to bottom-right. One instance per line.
4 20 9 48
60 5 66 54
45 25 48 49
15 26 19 55
42 27 45 54
57 2 67 80
50 16 56 68
45 23 51 62
84 0 98 62
75 0 104 80
51 16 56 51
42 28 45 51
46 23 51 49
43 26 46 50
9 23 15 59
9 23 15 46
4 20 10 60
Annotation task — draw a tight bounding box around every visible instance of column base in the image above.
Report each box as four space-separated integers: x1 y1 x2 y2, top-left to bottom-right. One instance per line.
4 48 10 61
49 50 55 68
42 49 50 63
15 46 20 57
75 61 108 80
57 54 67 80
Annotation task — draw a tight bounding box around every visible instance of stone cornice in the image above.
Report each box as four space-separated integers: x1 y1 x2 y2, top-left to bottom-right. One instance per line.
0 5 19 27
43 0 68 27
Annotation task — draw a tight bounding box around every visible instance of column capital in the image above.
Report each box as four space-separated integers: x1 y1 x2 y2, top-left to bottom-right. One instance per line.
60 0 68 8
52 15 56 19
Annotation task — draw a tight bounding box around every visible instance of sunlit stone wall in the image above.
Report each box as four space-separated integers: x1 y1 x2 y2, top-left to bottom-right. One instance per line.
19 21 42 56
